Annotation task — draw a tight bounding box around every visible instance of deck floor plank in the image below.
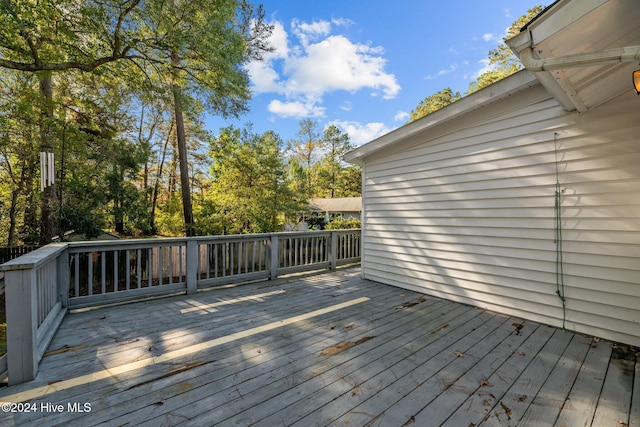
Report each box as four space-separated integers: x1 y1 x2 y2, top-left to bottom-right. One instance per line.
13 273 400 426
140 294 469 426
591 347 636 427
422 323 555 427
511 333 593 426
553 337 615 427
244 306 488 427
293 311 508 427
631 357 640 427
0 266 636 427
477 328 573 427
85 282 425 426
326 314 519 427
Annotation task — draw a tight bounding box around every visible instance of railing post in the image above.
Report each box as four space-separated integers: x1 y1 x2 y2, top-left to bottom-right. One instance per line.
186 240 198 294
58 249 69 308
270 234 279 280
329 231 338 271
5 267 38 385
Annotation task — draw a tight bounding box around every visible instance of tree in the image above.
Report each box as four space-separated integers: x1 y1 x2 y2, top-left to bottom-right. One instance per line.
316 125 356 198
0 0 273 239
468 6 544 94
408 88 462 123
287 119 323 199
206 125 299 234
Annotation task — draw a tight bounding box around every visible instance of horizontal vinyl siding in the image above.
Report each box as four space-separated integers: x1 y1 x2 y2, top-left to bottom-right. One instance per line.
361 85 640 346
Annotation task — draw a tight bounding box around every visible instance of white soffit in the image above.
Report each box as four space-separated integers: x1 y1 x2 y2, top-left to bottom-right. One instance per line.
507 0 640 112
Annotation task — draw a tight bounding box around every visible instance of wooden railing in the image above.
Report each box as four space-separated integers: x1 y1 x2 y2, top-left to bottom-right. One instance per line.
0 229 360 385
0 245 40 264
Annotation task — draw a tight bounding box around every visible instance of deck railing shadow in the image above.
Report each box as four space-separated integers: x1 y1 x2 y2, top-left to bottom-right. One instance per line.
0 229 360 385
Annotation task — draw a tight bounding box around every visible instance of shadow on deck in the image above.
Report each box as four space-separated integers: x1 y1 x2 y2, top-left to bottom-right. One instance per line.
0 267 637 426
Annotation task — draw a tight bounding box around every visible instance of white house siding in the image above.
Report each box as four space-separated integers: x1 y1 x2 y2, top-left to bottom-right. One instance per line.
361 83 640 346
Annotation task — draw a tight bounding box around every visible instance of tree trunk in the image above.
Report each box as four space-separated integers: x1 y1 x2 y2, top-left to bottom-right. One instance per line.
172 83 195 236
150 121 173 234
38 72 57 245
21 147 38 244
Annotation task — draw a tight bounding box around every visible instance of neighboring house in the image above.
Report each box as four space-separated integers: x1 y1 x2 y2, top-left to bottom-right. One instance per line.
345 0 640 346
308 197 362 221
52 230 121 242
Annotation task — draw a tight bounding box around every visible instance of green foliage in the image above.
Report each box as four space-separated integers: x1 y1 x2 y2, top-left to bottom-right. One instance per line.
287 121 361 199
409 88 462 123
204 125 302 235
0 2 362 241
315 125 357 198
326 217 361 230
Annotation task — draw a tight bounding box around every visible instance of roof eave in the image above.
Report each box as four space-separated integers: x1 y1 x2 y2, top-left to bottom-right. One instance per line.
344 71 539 164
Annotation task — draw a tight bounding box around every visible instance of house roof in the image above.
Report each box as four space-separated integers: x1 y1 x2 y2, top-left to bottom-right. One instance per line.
308 197 362 213
344 71 540 164
345 0 639 164
506 0 640 113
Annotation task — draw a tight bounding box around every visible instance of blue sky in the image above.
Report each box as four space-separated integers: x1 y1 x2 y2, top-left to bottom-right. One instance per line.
205 1 547 146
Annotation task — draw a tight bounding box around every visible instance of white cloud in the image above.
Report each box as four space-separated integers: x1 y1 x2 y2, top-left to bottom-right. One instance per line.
330 120 393 145
340 101 352 111
394 111 409 122
291 18 331 47
267 99 325 118
438 63 458 76
246 18 400 119
284 35 400 99
482 33 495 42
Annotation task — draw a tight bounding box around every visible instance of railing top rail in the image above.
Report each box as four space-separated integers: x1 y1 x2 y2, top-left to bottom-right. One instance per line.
2 229 363 266
0 243 67 272
66 236 190 250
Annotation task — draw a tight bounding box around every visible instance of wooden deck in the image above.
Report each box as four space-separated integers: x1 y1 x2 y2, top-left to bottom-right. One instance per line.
0 266 637 426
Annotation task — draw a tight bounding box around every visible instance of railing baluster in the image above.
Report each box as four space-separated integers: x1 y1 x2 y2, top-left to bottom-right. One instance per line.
205 243 210 280
179 245 184 283
214 243 219 278
88 253 93 296
125 250 131 291
101 251 106 294
136 249 141 289
147 248 152 287
74 253 79 297
114 250 119 292
168 246 173 285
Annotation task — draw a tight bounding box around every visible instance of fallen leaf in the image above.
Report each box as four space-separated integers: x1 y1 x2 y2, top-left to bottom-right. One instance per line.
397 296 426 309
518 395 527 402
480 379 493 387
617 419 629 427
320 341 353 356
500 402 512 420
319 336 375 356
454 351 464 357
402 415 416 426
518 352 526 356
430 324 450 334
